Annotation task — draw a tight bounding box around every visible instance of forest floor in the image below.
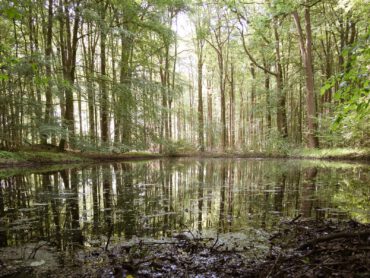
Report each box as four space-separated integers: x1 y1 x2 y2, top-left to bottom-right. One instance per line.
0 147 369 168
1 218 369 277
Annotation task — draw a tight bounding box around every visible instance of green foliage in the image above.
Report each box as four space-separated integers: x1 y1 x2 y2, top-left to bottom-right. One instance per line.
72 136 130 153
264 130 291 155
289 147 370 160
38 123 67 140
0 2 22 20
322 30 370 146
161 139 196 155
0 151 22 162
0 150 84 164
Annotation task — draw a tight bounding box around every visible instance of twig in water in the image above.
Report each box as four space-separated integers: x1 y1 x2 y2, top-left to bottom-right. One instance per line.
180 223 197 240
210 232 220 251
28 242 48 259
105 224 114 251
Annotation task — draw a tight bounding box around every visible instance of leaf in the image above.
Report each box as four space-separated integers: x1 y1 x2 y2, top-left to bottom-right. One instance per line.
320 83 332 95
30 260 45 267
3 7 21 20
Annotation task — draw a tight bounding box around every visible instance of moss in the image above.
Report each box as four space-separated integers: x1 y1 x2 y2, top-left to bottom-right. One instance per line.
19 151 84 162
0 150 86 166
0 150 161 167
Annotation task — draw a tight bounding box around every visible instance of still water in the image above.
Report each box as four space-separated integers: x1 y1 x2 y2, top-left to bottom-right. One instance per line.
0 158 369 250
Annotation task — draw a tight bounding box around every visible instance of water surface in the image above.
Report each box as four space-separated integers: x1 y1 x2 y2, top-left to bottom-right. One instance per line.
0 158 369 251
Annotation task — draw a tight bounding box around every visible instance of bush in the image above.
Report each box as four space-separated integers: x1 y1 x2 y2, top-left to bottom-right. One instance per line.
264 130 291 155
162 139 196 155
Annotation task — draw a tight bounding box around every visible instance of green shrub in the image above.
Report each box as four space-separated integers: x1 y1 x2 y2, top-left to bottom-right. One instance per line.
264 130 291 155
162 139 196 155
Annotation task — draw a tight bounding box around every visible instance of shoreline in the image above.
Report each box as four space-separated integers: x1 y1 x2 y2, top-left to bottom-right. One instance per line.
0 149 369 169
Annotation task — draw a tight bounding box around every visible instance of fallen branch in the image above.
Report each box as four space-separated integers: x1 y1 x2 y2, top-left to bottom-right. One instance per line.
289 214 302 224
28 242 48 259
298 230 370 250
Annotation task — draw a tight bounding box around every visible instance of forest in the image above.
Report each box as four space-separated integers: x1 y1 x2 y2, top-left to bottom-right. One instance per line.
0 0 368 155
0 0 369 277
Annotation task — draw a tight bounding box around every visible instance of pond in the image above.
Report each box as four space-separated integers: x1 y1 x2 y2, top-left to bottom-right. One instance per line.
0 158 369 253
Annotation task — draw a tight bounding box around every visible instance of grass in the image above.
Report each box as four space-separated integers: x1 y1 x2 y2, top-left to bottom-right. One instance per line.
0 149 163 168
289 147 370 160
79 151 162 160
0 150 85 166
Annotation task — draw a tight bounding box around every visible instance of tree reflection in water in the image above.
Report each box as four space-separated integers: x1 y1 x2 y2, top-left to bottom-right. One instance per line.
0 159 368 249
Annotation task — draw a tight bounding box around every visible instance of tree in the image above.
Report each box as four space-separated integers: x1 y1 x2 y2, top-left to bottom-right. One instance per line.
58 0 81 150
292 2 319 148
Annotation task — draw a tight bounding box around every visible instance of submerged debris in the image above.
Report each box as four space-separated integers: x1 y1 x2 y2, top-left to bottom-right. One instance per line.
1 220 369 277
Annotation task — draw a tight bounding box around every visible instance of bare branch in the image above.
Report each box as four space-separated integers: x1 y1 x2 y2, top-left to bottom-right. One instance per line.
235 13 277 76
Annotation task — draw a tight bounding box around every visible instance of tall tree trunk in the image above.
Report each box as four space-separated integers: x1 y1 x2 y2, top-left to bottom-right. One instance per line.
250 64 256 147
43 0 53 145
229 63 235 149
219 53 227 151
207 75 213 150
82 23 97 142
100 4 109 143
197 42 205 152
58 0 81 150
264 63 272 130
293 7 319 148
120 33 133 147
273 20 288 138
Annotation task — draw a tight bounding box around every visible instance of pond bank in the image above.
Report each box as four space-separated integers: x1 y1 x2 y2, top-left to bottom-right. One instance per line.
0 148 369 168
1 219 368 277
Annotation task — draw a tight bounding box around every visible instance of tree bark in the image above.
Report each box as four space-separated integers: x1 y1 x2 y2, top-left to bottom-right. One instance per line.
100 3 109 143
293 7 319 148
273 19 288 138
42 0 53 145
197 42 205 152
58 0 81 150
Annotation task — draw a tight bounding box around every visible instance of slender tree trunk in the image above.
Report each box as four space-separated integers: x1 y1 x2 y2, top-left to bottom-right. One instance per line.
58 0 81 150
197 44 205 152
100 4 109 143
273 20 288 138
293 7 319 148
207 76 213 150
219 53 227 151
250 64 257 148
264 63 272 130
43 0 53 145
229 63 235 149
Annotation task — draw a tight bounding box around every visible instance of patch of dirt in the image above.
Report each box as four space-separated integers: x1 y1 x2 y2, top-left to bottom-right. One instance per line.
1 219 369 277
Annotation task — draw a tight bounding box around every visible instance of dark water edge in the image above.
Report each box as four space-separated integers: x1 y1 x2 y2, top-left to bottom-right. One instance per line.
0 158 369 276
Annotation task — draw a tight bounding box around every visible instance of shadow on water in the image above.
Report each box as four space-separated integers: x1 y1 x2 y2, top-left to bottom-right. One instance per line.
0 158 369 252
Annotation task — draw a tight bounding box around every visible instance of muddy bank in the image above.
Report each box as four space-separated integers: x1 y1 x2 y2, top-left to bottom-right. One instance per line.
254 218 370 277
1 219 369 277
